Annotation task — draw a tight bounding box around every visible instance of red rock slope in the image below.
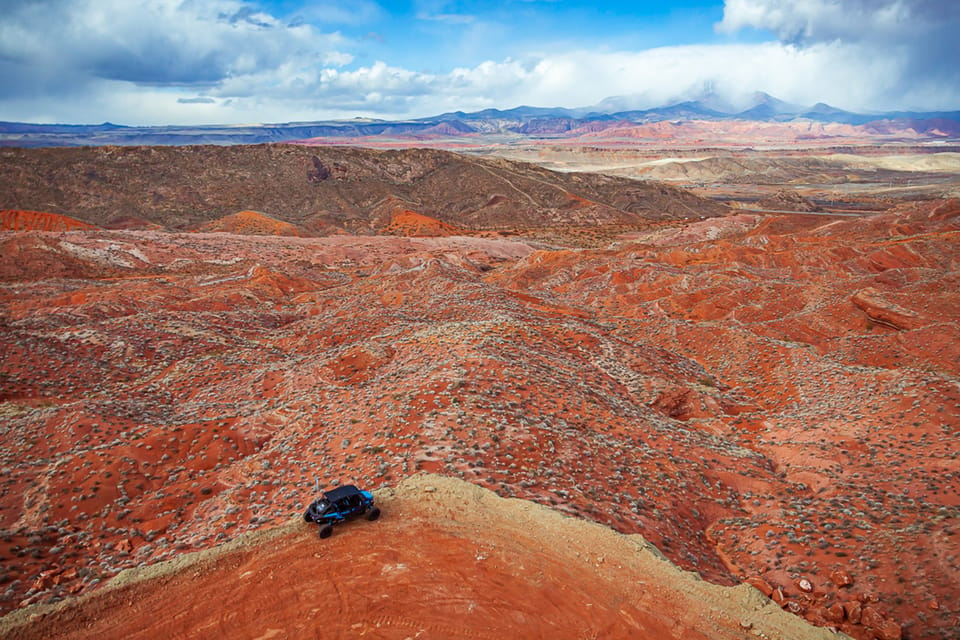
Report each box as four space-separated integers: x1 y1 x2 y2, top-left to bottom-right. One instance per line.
198 210 301 236
0 202 957 639
1 209 95 232
0 475 838 640
383 208 462 237
489 199 960 639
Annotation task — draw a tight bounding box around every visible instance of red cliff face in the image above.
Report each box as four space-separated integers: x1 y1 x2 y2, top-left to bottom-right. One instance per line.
0 200 957 639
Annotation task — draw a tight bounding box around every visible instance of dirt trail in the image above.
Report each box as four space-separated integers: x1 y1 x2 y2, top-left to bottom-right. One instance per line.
0 475 841 640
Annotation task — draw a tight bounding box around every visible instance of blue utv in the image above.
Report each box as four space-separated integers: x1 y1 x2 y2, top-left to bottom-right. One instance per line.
303 484 381 538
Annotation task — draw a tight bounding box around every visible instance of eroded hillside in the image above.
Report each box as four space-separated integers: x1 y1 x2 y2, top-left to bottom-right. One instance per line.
0 145 726 234
0 201 957 639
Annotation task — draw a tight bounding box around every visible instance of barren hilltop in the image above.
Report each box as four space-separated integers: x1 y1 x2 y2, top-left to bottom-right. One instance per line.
0 145 725 235
0 474 840 640
0 145 958 639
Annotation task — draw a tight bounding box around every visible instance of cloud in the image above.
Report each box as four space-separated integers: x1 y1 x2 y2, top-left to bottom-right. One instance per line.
203 43 909 120
718 0 960 109
177 97 217 104
416 12 476 24
0 0 351 89
457 45 905 114
0 0 957 125
718 0 958 46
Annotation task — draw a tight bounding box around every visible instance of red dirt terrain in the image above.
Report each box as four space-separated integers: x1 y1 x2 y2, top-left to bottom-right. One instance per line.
384 208 462 237
198 210 301 237
0 475 837 640
0 210 94 232
0 200 957 638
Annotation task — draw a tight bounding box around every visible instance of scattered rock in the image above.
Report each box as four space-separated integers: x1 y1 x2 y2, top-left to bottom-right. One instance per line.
31 573 53 592
771 587 786 605
783 600 803 615
875 619 903 640
829 567 853 588
843 600 862 624
795 577 813 593
861 608 902 640
746 575 774 598
861 606 886 629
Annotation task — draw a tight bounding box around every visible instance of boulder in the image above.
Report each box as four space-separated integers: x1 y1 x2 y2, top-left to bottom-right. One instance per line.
843 600 862 624
824 603 845 623
830 567 853 588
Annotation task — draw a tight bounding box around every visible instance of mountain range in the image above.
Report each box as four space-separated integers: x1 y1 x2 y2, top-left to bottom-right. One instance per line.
2 92 959 147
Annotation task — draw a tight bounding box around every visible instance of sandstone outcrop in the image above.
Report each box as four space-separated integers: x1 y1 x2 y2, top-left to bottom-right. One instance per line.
851 287 924 330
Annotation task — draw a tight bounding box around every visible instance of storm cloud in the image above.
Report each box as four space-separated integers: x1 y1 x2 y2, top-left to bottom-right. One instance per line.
718 0 960 108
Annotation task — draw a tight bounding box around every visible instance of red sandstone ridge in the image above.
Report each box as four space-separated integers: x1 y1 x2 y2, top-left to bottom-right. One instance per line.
383 208 461 237
0 475 838 640
198 210 301 236
0 209 95 232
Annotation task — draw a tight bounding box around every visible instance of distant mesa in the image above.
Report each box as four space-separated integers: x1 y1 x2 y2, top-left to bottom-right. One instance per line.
1 209 96 232
198 210 301 237
417 120 476 137
383 208 462 237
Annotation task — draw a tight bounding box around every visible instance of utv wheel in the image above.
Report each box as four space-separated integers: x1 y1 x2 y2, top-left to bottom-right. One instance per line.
318 524 333 539
367 507 381 521
304 511 314 523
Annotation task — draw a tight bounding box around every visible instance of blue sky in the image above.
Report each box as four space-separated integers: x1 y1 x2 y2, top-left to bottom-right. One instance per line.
275 0 733 69
1 0 958 125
